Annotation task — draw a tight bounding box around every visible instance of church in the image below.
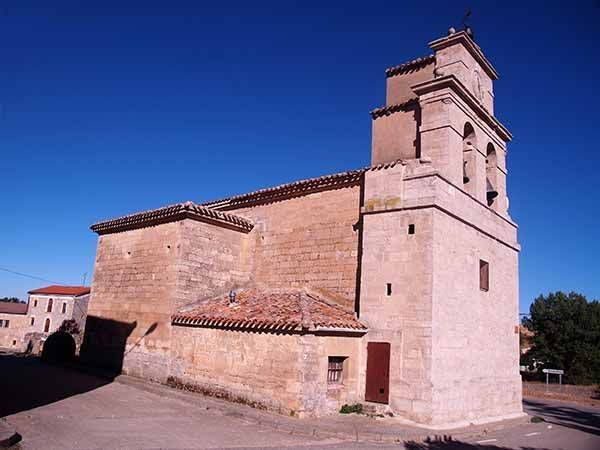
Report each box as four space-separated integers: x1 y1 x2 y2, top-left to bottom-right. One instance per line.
82 28 522 427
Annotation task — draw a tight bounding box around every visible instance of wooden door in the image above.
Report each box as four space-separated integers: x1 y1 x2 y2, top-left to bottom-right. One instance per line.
365 342 390 404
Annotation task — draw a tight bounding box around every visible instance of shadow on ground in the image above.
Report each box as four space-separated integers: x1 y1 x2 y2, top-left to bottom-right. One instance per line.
405 436 550 449
0 353 114 418
0 316 142 418
524 398 600 437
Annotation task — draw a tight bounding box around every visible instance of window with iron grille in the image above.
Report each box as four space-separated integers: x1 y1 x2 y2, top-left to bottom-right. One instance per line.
328 356 346 384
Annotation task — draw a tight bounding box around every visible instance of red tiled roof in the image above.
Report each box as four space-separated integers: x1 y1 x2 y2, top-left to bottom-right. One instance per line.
90 201 254 235
385 55 435 78
172 288 367 334
0 302 28 315
203 160 405 211
28 285 91 296
370 99 419 119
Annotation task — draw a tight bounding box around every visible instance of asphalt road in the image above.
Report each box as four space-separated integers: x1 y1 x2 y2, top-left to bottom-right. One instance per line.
2 352 599 449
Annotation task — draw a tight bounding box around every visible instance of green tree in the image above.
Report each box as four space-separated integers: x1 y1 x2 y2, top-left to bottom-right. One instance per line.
522 291 600 385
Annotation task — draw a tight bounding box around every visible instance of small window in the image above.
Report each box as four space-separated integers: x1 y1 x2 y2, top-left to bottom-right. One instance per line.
47 298 53 313
12 340 16 346
30 317 35 326
62 302 67 314
480 260 490 292
386 283 392 296
33 299 38 307
43 318 51 333
328 356 346 384
408 224 415 235
4 320 10 328
0 320 3 328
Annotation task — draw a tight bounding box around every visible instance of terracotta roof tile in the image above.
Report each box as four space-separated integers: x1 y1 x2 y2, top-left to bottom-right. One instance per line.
385 55 435 78
172 288 367 334
91 201 254 235
28 285 91 296
203 160 404 211
0 302 28 314
370 99 418 119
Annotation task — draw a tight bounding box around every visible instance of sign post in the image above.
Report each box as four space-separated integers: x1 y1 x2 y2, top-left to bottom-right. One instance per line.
542 368 564 385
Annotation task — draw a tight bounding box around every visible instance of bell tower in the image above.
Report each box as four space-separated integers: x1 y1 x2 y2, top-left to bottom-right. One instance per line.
371 28 511 215
360 29 522 426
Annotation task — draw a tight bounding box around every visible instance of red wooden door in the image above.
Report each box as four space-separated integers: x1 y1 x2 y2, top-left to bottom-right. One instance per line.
365 342 391 404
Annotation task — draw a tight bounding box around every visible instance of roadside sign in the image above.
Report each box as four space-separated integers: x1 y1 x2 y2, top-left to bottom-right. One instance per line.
542 368 564 385
542 369 564 375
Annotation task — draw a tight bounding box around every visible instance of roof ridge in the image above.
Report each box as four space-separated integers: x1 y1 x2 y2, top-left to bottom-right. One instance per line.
370 99 419 119
385 54 435 78
90 201 254 235
202 159 405 211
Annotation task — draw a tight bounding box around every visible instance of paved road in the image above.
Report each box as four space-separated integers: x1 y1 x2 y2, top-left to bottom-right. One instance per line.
2 352 599 449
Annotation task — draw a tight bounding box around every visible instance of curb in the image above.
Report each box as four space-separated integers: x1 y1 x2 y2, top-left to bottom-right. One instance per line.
0 419 21 449
115 374 532 444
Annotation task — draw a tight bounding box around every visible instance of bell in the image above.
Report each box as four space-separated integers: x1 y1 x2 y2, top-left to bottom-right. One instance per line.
486 178 498 203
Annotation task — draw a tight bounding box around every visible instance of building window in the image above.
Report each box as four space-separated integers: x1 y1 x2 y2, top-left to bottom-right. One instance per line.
44 318 51 333
0 320 4 328
47 298 53 313
327 357 346 384
480 260 490 292
408 224 415 235
62 302 67 314
386 283 392 296
33 299 38 307
30 317 35 326
3 320 10 328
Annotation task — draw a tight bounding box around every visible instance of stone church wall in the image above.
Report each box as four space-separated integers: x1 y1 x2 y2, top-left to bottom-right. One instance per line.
85 219 251 381
431 208 521 425
170 326 362 417
231 185 361 309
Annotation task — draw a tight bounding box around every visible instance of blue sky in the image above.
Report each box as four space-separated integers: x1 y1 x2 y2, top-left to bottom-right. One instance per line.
1 1 598 312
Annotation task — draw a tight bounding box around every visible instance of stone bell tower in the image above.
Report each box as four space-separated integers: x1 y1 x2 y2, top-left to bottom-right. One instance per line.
359 29 523 426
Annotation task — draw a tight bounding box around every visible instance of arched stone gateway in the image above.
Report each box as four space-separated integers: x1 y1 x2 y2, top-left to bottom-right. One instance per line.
41 331 76 363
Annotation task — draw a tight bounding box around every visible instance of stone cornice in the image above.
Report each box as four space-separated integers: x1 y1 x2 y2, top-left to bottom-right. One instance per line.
412 75 512 142
429 31 499 80
90 201 254 235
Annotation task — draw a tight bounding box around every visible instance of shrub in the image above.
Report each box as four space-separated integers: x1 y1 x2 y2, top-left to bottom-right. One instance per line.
340 403 363 414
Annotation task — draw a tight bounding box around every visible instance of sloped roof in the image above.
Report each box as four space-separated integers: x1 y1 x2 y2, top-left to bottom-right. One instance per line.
0 302 28 315
28 286 91 296
172 288 367 334
385 55 435 78
203 159 404 211
370 99 418 119
90 201 254 235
